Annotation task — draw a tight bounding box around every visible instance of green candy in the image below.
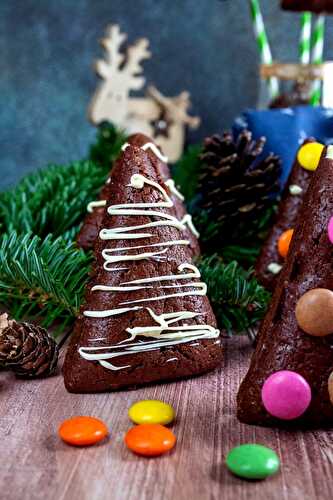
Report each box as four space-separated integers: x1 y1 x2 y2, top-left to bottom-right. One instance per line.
226 444 280 480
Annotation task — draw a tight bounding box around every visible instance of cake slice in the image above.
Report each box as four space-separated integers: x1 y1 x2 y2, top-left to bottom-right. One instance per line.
255 139 315 290
77 133 199 256
237 145 333 427
282 0 333 12
64 137 222 392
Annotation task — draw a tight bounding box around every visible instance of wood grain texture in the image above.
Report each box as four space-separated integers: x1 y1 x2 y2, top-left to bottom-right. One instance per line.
0 336 332 500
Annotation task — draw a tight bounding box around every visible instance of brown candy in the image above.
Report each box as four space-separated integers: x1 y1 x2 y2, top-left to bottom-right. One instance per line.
295 288 333 337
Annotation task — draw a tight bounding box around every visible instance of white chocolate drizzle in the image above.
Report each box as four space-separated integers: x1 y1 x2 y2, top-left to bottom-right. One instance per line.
81 168 219 370
326 145 333 160
267 262 283 275
86 143 185 224
91 264 207 305
289 184 303 196
87 199 107 213
99 174 198 246
121 141 169 163
165 179 185 201
80 308 219 370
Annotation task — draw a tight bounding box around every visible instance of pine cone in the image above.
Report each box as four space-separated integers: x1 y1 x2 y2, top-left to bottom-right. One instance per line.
198 130 281 232
0 314 58 378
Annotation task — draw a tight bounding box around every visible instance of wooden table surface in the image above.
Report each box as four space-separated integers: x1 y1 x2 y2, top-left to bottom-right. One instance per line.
1 336 332 500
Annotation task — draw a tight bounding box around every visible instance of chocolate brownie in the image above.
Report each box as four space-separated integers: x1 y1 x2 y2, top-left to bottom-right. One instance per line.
77 134 200 256
282 0 333 12
269 83 311 109
255 139 314 290
237 147 333 427
64 139 222 392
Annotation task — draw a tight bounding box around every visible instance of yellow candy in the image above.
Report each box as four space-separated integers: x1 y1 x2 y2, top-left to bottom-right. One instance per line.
297 142 324 171
128 400 175 425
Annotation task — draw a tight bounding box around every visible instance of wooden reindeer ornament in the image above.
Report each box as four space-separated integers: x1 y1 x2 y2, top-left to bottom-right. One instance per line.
88 24 200 162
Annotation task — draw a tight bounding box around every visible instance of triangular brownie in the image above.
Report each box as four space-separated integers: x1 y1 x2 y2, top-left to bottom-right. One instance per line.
64 136 222 392
77 134 200 256
237 146 333 427
255 139 315 290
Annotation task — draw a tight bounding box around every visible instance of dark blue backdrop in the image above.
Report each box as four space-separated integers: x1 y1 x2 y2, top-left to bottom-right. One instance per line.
1 0 333 189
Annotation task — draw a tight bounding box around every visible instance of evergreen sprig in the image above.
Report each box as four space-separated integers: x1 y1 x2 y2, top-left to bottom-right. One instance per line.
89 122 126 169
172 144 202 202
0 124 124 238
193 203 277 266
0 160 108 237
199 255 270 335
0 232 92 332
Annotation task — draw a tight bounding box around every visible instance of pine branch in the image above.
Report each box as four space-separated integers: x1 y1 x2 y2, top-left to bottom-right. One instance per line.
0 232 92 333
89 122 126 169
0 124 124 239
194 202 277 267
198 255 270 336
0 161 108 238
172 144 202 202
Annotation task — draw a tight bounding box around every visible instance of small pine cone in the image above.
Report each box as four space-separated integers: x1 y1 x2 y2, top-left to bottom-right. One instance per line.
199 130 281 229
0 313 58 378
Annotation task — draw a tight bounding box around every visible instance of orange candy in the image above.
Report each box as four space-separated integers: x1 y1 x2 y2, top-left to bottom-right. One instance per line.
125 424 176 457
58 416 108 446
277 229 294 258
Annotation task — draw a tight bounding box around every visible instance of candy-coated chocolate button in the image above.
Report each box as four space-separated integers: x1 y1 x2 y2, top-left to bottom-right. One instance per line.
277 229 294 258
295 288 333 336
297 142 324 171
262 371 311 420
58 416 108 446
129 400 175 425
125 424 176 457
328 216 333 244
328 372 333 405
226 444 280 480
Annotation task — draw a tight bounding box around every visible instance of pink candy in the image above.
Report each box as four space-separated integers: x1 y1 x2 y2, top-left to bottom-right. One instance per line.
328 216 333 244
261 370 311 420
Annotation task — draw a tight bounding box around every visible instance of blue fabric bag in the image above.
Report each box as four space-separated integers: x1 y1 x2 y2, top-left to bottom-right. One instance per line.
233 106 333 186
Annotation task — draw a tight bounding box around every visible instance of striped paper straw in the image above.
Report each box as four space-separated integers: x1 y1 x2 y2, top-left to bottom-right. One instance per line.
249 0 279 98
299 12 312 64
311 15 325 106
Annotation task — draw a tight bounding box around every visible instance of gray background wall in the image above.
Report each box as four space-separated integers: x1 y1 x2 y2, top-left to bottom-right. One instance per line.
1 0 333 189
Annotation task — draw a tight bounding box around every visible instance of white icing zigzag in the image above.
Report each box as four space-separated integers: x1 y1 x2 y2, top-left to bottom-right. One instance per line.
80 308 219 371
87 263 207 305
86 142 181 212
81 158 219 370
121 141 168 163
87 199 107 213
